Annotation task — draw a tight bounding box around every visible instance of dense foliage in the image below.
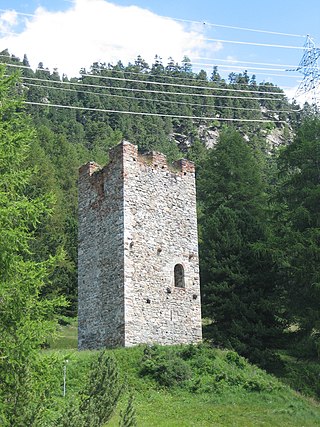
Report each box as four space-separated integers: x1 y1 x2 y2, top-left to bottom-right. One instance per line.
275 118 320 355
140 344 283 393
197 128 286 367
0 66 135 427
0 67 67 426
0 47 319 386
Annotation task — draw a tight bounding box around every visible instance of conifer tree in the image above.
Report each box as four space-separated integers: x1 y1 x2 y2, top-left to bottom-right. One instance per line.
58 351 122 427
119 395 137 427
275 117 320 355
198 127 285 366
0 67 66 425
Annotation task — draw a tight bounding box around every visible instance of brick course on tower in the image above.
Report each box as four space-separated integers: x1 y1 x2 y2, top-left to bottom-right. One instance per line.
78 140 202 349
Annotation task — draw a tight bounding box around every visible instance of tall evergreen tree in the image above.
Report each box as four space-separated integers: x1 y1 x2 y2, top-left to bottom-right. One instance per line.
275 117 320 354
198 127 285 366
0 67 66 426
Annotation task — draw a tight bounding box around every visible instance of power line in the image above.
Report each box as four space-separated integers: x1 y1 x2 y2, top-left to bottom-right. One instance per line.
189 56 299 69
208 68 300 79
0 8 35 17
25 82 299 114
1 30 308 52
3 61 288 95
2 55 298 90
0 54 302 76
0 7 305 39
202 37 307 50
187 62 296 73
19 75 285 102
0 53 293 72
90 63 301 80
1 56 302 92
163 16 306 38
24 100 287 123
0 12 309 52
86 63 300 90
2 62 288 97
79 72 287 96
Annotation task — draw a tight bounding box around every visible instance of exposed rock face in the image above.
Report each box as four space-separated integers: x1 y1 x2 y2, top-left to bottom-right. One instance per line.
78 141 202 349
266 128 289 150
198 125 220 149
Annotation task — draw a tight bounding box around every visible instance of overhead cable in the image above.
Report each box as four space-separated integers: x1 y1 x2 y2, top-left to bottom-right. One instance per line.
189 56 299 68
2 57 296 91
85 64 300 90
20 75 285 101
201 37 307 50
24 101 287 123
79 72 287 96
25 82 299 114
0 54 302 76
0 7 305 38
0 8 35 17
2 62 287 97
162 16 306 38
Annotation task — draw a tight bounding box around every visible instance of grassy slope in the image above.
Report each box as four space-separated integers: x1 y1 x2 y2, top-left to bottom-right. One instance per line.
48 323 320 427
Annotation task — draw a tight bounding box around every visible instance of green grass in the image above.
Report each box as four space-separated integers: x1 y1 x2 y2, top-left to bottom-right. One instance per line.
46 322 320 427
276 351 320 400
48 318 78 349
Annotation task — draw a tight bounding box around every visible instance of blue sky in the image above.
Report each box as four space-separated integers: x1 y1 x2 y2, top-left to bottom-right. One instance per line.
1 0 320 101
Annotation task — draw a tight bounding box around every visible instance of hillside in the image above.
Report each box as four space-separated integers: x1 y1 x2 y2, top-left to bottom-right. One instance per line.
1 56 319 426
47 324 320 427
0 49 305 319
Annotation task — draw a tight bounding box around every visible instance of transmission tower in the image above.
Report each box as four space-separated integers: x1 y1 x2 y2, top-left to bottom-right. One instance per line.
292 35 320 106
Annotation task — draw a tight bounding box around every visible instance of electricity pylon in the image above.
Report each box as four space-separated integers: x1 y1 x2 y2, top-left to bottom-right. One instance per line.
290 35 320 106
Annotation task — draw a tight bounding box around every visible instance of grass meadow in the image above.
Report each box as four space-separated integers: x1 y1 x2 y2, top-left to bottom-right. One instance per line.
47 321 320 426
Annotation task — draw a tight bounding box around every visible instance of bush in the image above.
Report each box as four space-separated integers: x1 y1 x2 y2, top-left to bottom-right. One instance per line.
225 351 246 368
140 344 281 395
140 346 192 387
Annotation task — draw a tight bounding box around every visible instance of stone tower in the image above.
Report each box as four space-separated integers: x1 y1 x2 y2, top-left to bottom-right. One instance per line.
78 141 202 349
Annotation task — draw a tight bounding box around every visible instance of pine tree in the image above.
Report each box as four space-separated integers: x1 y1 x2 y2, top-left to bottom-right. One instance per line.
198 127 285 366
58 351 122 427
119 395 137 427
275 117 320 354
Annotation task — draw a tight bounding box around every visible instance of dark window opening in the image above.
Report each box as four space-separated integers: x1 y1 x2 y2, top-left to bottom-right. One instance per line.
174 264 185 288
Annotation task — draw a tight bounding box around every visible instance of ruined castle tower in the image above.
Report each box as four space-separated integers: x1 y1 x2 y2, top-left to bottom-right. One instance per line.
78 141 202 349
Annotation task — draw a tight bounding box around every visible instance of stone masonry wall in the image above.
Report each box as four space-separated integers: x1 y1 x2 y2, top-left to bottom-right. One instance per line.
78 145 126 349
123 144 202 345
78 140 202 349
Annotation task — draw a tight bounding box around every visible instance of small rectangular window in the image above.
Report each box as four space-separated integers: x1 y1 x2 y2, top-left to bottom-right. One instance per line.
174 264 185 288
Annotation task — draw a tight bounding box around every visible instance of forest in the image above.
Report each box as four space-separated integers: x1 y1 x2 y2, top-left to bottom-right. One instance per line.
0 49 319 425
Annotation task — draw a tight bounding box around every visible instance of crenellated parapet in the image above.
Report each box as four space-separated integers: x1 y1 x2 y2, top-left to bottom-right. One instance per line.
79 140 195 185
79 161 101 177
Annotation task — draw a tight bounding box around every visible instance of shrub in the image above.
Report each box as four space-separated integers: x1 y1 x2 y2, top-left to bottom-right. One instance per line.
140 346 192 387
225 351 246 368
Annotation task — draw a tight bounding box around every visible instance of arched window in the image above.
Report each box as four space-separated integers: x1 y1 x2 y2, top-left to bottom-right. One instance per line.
174 264 185 288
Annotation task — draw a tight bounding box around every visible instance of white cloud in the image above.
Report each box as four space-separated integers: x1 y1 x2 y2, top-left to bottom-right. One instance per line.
0 10 18 32
0 0 222 77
